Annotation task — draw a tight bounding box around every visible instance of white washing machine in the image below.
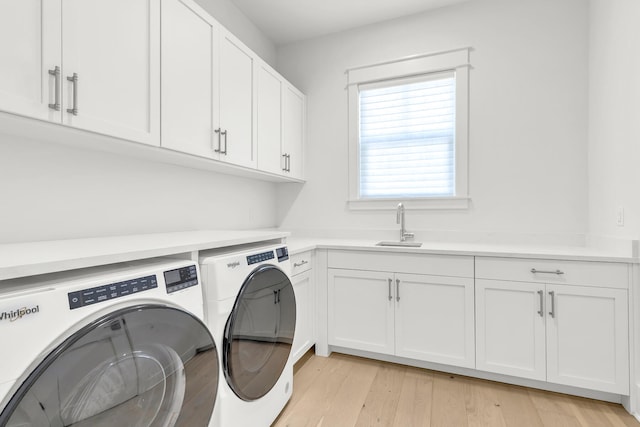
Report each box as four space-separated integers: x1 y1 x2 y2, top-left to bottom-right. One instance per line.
0 258 220 427
200 244 295 427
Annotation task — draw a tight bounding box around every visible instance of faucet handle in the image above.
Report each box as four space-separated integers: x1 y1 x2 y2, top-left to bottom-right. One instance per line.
402 232 415 241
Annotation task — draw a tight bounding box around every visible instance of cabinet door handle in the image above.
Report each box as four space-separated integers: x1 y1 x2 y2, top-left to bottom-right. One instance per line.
48 66 61 111
282 153 288 172
214 128 222 152
221 129 228 155
396 279 400 302
293 260 308 268
531 268 564 275
66 73 78 115
387 278 392 301
548 291 555 318
287 154 291 172
537 290 543 317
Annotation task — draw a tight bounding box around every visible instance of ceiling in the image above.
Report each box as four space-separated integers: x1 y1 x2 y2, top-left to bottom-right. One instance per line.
228 0 472 46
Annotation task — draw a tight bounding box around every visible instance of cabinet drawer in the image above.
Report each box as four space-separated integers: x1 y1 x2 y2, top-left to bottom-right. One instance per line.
328 250 473 278
475 257 629 289
291 251 313 276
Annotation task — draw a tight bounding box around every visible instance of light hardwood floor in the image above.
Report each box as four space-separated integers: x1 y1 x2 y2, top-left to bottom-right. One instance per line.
272 352 639 427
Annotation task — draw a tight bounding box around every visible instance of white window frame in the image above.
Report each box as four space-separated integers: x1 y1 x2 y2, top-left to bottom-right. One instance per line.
347 47 471 210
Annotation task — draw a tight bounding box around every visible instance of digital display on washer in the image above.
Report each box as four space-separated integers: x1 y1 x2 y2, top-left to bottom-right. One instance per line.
246 250 275 265
276 246 289 262
67 275 157 310
163 265 199 294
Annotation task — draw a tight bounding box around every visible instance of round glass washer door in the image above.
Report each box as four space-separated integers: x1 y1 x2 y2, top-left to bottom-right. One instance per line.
223 264 296 401
0 304 219 427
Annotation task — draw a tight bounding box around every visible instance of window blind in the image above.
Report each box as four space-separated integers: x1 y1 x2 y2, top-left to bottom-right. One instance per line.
359 72 456 198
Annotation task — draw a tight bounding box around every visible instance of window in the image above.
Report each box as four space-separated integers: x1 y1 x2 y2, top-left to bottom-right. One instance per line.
347 48 470 210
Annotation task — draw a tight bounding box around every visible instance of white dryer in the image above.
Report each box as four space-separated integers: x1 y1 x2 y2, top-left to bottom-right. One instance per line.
200 244 295 427
0 258 220 427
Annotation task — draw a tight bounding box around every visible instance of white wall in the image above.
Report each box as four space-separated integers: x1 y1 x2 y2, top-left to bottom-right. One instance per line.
588 0 640 240
276 0 590 243
195 0 277 66
0 135 278 243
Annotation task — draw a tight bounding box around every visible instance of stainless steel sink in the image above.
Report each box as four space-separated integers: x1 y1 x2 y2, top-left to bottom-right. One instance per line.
376 241 423 247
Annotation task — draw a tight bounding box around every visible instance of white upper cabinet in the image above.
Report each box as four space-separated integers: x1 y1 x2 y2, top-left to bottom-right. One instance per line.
256 60 306 179
256 64 283 175
282 84 305 179
161 1 257 168
61 0 160 145
217 29 256 168
0 0 160 145
0 0 61 122
161 0 217 158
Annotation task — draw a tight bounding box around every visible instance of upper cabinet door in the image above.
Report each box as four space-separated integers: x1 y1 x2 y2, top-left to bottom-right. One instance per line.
61 0 160 146
282 85 305 179
218 29 255 168
161 0 217 158
0 0 61 122
256 64 283 175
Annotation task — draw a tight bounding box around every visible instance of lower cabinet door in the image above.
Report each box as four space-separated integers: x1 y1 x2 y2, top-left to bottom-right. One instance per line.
291 269 314 363
475 279 546 380
395 273 475 368
546 284 629 394
328 268 394 355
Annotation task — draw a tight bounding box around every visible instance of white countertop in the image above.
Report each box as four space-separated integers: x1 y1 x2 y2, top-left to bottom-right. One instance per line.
285 237 639 263
0 230 289 281
1 230 636 281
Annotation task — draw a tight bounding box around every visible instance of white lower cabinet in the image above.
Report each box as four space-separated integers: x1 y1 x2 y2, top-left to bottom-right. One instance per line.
546 284 628 393
475 257 629 395
291 251 315 363
328 267 475 368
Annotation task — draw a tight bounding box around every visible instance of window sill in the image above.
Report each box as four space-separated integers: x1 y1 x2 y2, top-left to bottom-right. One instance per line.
347 197 470 211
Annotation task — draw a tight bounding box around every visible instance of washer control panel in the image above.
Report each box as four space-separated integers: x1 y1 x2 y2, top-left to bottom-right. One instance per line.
247 250 275 265
163 265 199 294
68 275 158 310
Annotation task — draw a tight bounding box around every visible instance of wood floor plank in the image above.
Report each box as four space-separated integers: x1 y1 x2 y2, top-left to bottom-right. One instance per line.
601 403 640 427
528 389 582 427
569 398 625 427
490 382 544 427
354 362 406 426
392 365 433 427
431 372 469 427
464 378 507 427
318 356 381 427
273 354 355 427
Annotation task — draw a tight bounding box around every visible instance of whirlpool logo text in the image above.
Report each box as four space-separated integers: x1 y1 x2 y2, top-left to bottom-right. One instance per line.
0 306 40 323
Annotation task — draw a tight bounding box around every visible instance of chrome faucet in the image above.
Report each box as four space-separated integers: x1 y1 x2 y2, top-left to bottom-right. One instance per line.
396 203 415 242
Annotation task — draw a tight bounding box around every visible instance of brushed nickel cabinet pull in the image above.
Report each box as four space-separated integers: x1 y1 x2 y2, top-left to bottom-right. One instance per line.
66 73 78 115
396 279 400 302
537 290 543 317
214 128 222 152
531 268 564 275
387 278 392 301
221 129 228 155
548 291 555 318
48 66 61 111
